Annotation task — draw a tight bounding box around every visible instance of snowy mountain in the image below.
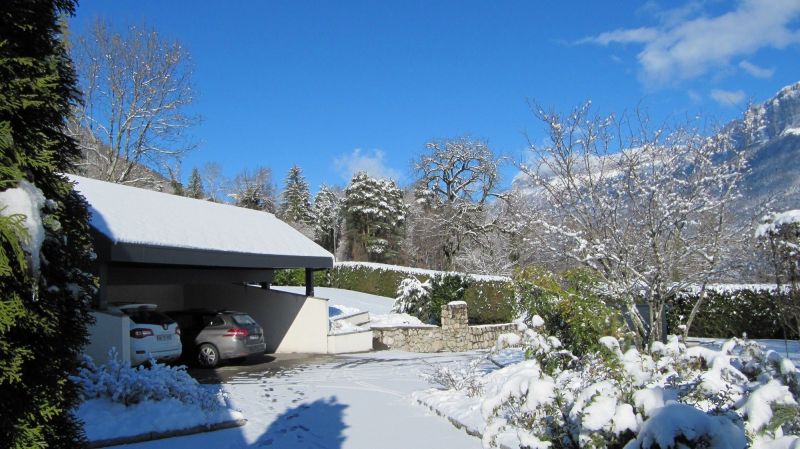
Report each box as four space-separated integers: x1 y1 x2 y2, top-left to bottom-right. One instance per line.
739 81 800 210
511 81 800 214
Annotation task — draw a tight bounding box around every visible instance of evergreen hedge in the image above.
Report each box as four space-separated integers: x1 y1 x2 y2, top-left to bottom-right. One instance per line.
1 1 96 447
669 287 794 339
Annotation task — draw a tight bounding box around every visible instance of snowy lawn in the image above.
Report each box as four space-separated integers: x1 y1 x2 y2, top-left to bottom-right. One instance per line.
112 351 485 449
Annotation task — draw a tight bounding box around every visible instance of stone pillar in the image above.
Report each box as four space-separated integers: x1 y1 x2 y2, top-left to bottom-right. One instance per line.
441 301 469 352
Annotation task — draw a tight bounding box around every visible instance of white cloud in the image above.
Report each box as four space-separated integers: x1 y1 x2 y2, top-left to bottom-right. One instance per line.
580 0 800 85
739 60 775 78
710 88 746 106
333 148 402 182
579 27 659 45
687 89 702 104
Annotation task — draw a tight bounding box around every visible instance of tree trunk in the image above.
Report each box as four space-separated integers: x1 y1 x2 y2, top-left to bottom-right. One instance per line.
682 284 707 342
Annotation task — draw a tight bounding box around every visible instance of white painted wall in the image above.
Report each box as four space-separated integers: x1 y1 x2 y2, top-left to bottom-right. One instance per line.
85 311 131 363
184 284 330 354
327 330 373 354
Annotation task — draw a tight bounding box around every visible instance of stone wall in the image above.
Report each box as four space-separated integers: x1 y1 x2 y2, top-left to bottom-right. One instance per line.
372 301 522 353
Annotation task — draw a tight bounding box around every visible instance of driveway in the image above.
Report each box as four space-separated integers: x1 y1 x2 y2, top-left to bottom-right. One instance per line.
121 350 485 449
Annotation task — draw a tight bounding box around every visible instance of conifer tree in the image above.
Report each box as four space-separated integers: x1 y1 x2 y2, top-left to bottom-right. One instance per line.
278 165 312 224
313 185 342 253
343 172 406 262
186 167 204 199
0 0 95 447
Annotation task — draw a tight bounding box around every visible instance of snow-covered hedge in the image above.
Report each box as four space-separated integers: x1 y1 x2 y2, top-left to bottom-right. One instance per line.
671 285 793 339
331 262 515 324
475 320 800 448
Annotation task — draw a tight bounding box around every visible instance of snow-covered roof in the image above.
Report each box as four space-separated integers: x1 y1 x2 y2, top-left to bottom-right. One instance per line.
69 175 333 269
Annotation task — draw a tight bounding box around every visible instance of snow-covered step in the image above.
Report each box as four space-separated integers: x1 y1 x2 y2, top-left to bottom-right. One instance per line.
331 310 370 327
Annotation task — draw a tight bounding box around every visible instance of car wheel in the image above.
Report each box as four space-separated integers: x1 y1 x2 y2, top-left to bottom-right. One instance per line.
197 343 220 368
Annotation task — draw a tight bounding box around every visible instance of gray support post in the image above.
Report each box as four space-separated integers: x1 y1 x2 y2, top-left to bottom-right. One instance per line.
305 268 315 297
96 263 108 310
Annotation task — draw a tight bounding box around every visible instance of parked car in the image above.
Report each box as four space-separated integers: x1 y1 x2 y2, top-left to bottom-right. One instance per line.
165 309 267 368
109 303 182 366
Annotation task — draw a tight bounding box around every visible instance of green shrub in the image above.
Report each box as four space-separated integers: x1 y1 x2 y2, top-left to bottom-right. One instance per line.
669 287 793 339
328 264 404 297
272 268 331 288
513 266 622 356
421 273 470 325
462 280 516 324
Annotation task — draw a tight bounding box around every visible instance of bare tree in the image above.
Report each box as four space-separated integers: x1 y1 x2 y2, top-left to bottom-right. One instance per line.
413 137 505 271
756 211 800 338
68 19 198 187
228 167 277 213
517 102 755 346
200 162 227 202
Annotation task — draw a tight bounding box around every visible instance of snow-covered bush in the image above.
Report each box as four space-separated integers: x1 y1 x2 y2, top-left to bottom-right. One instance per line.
393 276 431 315
480 319 800 449
392 273 470 324
70 351 223 411
422 359 486 397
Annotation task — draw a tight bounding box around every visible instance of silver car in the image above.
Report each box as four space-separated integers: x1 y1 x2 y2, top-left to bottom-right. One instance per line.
166 309 266 368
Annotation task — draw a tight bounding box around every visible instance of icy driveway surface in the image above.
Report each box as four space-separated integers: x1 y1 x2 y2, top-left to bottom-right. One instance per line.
120 351 484 449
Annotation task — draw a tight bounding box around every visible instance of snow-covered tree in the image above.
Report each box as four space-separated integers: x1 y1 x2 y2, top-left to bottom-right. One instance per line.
517 102 755 346
312 185 343 253
228 167 276 213
756 210 800 336
1 1 95 445
67 19 198 188
413 137 505 270
278 165 312 224
343 172 407 263
186 167 204 199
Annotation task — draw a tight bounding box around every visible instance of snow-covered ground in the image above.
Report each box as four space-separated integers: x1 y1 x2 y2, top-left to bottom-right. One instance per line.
115 351 485 449
689 337 800 364
274 286 395 314
274 286 431 328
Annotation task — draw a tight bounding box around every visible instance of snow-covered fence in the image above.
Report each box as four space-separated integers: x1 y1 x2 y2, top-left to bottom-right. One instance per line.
372 302 522 352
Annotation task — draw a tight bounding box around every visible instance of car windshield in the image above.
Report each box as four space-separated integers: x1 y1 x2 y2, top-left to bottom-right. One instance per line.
232 314 256 326
127 310 174 326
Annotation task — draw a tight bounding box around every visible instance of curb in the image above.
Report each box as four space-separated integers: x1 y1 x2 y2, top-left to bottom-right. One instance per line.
415 398 516 449
87 418 247 448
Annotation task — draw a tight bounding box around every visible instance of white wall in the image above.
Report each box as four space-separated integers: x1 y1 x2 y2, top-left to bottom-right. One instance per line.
85 311 131 363
184 284 330 354
327 330 373 354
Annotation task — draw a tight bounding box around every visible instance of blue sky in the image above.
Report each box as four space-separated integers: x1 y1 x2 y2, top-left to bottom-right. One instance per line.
70 0 800 192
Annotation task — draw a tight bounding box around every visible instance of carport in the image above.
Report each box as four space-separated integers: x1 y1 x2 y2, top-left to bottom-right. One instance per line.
70 175 336 363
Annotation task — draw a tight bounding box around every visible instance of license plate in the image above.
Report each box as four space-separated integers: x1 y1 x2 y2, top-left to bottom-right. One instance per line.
157 335 171 341
249 335 259 340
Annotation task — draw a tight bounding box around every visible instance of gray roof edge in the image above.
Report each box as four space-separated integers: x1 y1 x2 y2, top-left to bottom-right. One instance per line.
109 242 334 269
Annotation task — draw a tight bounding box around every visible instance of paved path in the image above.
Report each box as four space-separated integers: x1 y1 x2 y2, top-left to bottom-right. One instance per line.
122 351 484 449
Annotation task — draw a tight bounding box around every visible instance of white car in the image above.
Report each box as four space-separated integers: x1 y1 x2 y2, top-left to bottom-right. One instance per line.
111 303 183 366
